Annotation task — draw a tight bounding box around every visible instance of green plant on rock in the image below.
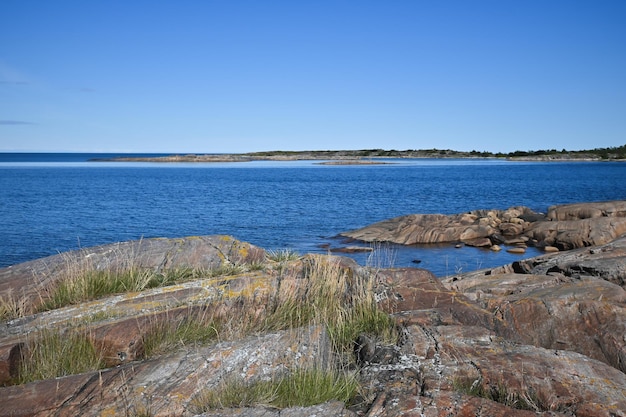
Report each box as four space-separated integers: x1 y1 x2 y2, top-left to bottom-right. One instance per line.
453 377 546 411
141 314 221 358
272 367 359 408
262 254 397 354
37 264 238 312
0 290 30 322
38 268 156 311
266 248 300 263
190 367 359 412
15 328 105 385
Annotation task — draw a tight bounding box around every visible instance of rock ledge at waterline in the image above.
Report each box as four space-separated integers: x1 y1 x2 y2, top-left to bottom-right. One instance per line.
341 200 626 254
0 204 624 416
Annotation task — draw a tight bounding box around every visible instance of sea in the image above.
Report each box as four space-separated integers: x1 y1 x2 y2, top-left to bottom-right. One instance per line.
1 153 625 277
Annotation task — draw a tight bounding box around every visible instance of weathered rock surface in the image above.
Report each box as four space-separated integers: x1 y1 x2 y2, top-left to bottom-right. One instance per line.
1 326 332 417
365 266 626 416
0 235 265 312
341 200 626 252
441 235 626 375
469 233 626 288
1 229 626 416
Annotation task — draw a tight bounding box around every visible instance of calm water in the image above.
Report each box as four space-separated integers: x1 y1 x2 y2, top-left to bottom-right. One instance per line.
1 154 625 276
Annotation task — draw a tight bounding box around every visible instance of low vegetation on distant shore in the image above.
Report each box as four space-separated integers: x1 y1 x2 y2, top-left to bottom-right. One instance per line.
98 144 626 163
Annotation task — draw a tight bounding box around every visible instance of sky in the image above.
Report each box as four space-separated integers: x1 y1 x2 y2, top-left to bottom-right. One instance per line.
1 1 625 154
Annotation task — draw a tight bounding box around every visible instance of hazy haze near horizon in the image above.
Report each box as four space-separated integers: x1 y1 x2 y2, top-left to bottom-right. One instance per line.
1 1 625 153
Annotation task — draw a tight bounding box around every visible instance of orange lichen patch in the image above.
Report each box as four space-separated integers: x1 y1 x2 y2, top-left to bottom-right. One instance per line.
217 272 275 300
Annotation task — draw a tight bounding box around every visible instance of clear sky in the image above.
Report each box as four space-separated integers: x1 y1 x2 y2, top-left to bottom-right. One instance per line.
1 1 625 153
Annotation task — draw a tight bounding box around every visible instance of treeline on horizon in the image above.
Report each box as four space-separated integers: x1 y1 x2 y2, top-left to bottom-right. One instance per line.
491 144 626 159
250 144 626 160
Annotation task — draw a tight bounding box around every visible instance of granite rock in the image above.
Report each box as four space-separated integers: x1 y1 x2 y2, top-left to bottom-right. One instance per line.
2 228 626 416
341 200 626 252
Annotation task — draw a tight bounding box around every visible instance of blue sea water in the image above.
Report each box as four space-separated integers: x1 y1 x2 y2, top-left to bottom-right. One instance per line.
1 153 625 276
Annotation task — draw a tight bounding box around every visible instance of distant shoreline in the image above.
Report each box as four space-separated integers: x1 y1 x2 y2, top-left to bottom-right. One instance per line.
92 147 626 163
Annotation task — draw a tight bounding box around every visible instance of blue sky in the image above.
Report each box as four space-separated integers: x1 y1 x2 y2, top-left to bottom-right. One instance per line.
1 1 625 153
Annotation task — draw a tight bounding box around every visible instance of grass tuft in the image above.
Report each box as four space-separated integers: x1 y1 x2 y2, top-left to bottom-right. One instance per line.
272 367 359 408
10 250 397 414
37 262 257 312
263 255 397 353
190 367 358 412
453 377 546 411
0 290 30 322
191 377 277 411
142 313 221 358
15 328 105 384
266 249 300 263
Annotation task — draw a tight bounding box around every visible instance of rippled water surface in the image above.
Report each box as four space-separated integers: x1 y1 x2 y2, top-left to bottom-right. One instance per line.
1 154 625 276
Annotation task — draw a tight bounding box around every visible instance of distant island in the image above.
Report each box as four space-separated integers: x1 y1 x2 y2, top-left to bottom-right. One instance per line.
95 145 626 163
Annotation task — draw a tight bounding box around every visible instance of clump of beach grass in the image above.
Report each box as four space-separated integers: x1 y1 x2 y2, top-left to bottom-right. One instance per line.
453 377 548 412
39 268 158 311
263 254 397 354
36 256 262 312
15 328 105 385
266 248 301 263
190 367 359 412
366 242 397 270
0 290 30 322
140 254 396 360
141 311 221 358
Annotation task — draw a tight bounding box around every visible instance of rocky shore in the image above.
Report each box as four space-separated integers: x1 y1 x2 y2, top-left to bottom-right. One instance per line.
92 146 626 163
341 200 626 253
0 201 625 416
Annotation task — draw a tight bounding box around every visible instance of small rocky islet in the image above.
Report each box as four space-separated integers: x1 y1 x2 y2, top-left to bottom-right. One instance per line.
0 201 625 416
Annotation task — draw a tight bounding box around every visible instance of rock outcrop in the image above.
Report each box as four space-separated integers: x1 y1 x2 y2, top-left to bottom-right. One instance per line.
1 225 625 416
367 266 626 416
443 235 626 374
0 235 265 311
341 200 626 252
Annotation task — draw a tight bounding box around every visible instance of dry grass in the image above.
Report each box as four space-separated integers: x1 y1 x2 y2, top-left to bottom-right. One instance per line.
0 289 30 322
8 250 397 413
263 254 397 352
453 377 547 411
137 254 396 360
190 366 359 412
15 328 105 385
141 310 221 358
37 264 218 312
36 254 263 312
